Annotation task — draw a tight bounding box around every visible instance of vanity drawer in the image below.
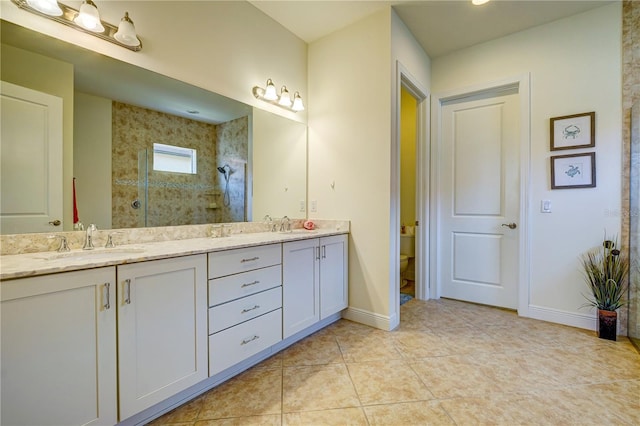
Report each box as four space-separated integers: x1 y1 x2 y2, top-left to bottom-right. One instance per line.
209 309 282 376
208 287 282 334
208 264 281 306
208 244 281 279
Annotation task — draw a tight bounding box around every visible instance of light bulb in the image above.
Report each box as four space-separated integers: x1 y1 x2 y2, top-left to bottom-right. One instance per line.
114 12 141 47
278 86 292 107
263 79 278 101
74 0 105 33
291 92 304 112
26 0 62 16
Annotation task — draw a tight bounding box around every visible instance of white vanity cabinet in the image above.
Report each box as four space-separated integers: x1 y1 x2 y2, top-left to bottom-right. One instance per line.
207 244 283 375
117 254 208 420
1 267 118 426
283 234 348 338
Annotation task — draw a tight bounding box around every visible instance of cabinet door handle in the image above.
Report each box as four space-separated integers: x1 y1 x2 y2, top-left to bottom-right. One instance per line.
103 282 111 310
322 245 326 259
315 246 320 260
241 280 260 288
241 256 259 263
241 305 260 314
124 279 131 305
241 335 260 345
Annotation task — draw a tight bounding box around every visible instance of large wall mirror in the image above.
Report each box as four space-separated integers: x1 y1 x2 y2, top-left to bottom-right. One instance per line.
0 21 307 235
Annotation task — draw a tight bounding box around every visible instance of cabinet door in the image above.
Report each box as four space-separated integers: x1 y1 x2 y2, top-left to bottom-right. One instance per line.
1 268 117 426
320 234 349 319
117 255 207 420
282 238 320 338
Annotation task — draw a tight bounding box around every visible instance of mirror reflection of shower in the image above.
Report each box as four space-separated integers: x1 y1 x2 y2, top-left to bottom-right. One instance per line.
217 164 232 207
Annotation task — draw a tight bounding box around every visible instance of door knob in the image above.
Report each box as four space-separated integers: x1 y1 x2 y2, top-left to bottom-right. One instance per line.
48 219 61 226
501 223 517 229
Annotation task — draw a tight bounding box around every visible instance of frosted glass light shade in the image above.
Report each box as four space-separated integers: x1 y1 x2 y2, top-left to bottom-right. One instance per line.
278 86 292 107
263 79 278 101
26 0 62 16
74 0 105 33
114 12 140 47
291 92 305 111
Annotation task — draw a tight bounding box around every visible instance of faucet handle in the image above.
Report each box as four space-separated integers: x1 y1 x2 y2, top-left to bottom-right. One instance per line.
105 231 122 248
48 235 70 252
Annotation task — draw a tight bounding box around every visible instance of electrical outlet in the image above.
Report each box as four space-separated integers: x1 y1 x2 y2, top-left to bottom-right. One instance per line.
311 200 317 213
299 199 305 212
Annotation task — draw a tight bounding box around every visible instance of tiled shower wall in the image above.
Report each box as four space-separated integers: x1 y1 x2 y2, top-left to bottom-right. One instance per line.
216 117 249 223
112 102 248 228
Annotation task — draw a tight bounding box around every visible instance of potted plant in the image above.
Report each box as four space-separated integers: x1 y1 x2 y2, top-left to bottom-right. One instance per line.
581 235 629 340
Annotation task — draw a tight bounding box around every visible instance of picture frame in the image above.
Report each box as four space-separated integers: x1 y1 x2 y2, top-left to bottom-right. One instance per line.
550 152 596 189
550 111 595 151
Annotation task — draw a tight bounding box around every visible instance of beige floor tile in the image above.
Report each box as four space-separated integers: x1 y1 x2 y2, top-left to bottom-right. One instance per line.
390 328 454 358
363 401 455 425
282 364 360 412
410 355 500 398
347 359 434 405
250 352 283 371
281 333 344 366
283 407 368 425
198 368 282 420
433 325 501 354
438 393 541 425
194 414 281 426
336 332 403 363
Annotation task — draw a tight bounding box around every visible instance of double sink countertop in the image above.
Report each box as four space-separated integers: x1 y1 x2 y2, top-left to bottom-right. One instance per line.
1 228 347 281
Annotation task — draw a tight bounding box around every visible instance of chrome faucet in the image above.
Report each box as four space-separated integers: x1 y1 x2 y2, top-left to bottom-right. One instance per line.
279 216 291 233
48 235 70 252
83 224 97 250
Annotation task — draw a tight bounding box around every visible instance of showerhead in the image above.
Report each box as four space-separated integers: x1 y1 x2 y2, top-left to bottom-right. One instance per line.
217 166 227 174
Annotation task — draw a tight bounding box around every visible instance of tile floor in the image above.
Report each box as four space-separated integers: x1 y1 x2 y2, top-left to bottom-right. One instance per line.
150 298 640 425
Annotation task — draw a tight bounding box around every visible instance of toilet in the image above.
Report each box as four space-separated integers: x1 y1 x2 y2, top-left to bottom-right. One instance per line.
400 233 415 288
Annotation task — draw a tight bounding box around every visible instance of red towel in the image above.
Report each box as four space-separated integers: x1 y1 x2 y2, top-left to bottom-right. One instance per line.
73 177 79 224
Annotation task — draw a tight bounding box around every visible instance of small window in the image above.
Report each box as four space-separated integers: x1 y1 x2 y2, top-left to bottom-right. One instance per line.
153 143 197 174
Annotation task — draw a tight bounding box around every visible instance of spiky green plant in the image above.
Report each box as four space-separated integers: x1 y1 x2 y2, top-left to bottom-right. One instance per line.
581 236 629 311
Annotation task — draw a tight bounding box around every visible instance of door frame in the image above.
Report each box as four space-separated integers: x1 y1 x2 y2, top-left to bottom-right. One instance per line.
430 74 531 316
392 61 429 324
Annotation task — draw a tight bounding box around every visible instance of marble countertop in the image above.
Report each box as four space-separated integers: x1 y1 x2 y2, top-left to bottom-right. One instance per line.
0 229 347 281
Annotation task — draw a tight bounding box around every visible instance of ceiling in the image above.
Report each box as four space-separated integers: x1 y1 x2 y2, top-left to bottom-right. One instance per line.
249 0 614 58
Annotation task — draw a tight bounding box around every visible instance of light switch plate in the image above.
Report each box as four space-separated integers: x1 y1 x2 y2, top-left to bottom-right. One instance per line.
311 200 317 213
541 200 552 213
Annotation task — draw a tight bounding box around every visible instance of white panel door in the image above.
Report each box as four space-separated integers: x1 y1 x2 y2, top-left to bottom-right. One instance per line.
0 81 63 234
117 255 207 421
439 91 520 309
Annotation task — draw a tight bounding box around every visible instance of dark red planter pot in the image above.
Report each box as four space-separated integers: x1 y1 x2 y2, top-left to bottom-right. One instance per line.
598 309 617 341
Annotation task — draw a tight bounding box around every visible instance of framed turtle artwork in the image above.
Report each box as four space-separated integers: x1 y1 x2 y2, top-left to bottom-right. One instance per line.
550 111 595 151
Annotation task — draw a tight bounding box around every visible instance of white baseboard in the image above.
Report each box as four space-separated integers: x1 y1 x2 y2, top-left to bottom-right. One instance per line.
527 304 596 331
342 306 394 331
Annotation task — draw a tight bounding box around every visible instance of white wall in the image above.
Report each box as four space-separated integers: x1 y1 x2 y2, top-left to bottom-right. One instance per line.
308 9 392 326
308 8 430 329
73 92 112 230
0 1 307 123
431 4 622 329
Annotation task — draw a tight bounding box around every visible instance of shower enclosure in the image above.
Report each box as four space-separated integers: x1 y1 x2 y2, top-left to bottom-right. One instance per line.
629 101 639 349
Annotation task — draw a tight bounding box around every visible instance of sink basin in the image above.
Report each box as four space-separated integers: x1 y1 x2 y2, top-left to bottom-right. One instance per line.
40 247 146 261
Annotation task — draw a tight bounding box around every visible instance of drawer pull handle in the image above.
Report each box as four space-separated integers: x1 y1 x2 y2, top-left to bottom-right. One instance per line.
241 256 260 263
241 280 260 288
241 335 260 345
103 282 111 310
241 305 261 314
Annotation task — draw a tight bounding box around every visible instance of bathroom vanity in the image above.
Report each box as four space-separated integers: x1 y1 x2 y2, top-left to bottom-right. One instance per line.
0 224 348 426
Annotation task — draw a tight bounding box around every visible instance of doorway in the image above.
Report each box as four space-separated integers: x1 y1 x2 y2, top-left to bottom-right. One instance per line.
394 64 429 324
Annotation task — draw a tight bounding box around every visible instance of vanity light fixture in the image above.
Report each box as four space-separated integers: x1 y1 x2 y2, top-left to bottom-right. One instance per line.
252 79 305 113
472 0 491 5
10 0 142 51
